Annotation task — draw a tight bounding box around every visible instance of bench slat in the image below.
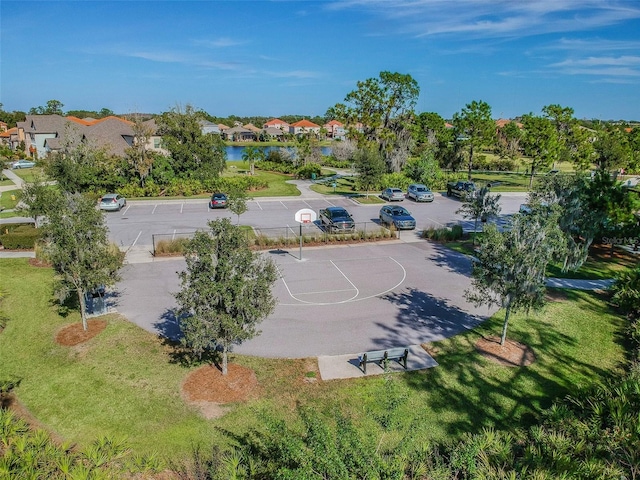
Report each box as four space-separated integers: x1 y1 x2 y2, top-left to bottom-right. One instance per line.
358 347 409 374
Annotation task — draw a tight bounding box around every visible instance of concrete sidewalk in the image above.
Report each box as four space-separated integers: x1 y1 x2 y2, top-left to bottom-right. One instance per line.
318 345 438 380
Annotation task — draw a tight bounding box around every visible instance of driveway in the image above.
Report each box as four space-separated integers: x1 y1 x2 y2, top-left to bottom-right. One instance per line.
114 240 496 358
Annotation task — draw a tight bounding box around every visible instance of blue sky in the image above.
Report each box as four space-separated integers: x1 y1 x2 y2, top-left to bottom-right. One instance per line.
2 0 640 120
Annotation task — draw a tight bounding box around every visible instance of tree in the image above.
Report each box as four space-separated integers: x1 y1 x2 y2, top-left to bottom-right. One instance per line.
520 114 560 188
456 186 501 244
241 146 264 176
594 127 630 172
611 265 640 318
16 174 57 227
354 148 386 196
330 71 419 172
42 192 122 330
29 99 64 115
125 114 155 187
495 120 522 163
465 211 565 345
227 188 250 225
452 100 495 181
156 104 226 180
175 219 278 374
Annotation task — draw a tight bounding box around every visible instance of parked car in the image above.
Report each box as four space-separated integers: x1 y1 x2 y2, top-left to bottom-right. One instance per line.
381 187 405 202
379 205 416 230
319 206 355 233
407 184 434 202
446 180 476 198
99 193 126 211
209 192 228 209
11 159 36 169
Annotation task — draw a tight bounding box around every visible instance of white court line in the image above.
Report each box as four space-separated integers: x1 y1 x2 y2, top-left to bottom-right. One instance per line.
294 288 357 296
152 204 158 214
278 256 406 306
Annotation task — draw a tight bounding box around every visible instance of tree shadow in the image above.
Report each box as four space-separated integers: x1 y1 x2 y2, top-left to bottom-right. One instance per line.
153 308 182 341
375 287 486 349
399 293 622 438
425 242 474 277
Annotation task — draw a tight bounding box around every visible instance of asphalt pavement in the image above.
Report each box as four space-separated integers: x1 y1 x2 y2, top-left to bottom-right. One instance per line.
0 175 618 380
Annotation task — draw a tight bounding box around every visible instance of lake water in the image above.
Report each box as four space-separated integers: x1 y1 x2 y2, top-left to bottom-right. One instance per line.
225 145 332 161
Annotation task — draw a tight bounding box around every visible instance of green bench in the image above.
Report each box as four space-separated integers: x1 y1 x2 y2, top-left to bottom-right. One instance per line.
358 347 409 374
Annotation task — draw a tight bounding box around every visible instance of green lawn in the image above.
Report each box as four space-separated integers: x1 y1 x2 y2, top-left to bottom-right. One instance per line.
0 189 21 211
0 258 628 463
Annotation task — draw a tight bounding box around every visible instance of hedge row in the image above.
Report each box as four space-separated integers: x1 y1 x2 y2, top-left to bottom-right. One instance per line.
0 224 41 249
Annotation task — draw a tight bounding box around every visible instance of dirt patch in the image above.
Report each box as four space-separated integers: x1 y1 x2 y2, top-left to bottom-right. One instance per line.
476 336 536 367
28 257 51 268
182 364 259 418
545 289 568 302
55 319 107 346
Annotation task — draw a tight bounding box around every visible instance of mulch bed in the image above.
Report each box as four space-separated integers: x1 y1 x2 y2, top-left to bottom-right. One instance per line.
182 363 259 404
55 320 107 346
476 336 536 367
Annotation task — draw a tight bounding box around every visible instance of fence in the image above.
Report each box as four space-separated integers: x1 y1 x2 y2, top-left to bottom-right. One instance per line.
151 222 398 256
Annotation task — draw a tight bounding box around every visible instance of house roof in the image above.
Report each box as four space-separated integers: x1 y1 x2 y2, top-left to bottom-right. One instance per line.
264 118 289 127
243 123 262 133
0 127 17 138
264 127 284 136
291 119 320 128
495 118 523 129
218 124 230 130
324 120 343 127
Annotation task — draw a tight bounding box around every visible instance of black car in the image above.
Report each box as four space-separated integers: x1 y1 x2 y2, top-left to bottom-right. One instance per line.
379 205 416 230
319 206 356 233
209 193 228 209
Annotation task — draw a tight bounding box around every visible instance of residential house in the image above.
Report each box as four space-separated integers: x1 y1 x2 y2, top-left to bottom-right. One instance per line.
243 123 262 135
0 121 7 132
223 126 257 142
263 126 284 141
199 120 220 135
289 119 321 136
324 120 345 139
0 127 17 147
14 114 166 159
263 118 290 130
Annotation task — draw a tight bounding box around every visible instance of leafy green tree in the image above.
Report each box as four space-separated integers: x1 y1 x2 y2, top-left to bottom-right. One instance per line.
594 126 630 172
227 188 250 225
520 114 560 188
156 104 226 181
404 151 446 189
16 174 58 227
495 120 522 162
46 125 124 194
456 186 501 244
354 148 385 196
452 100 495 180
466 211 565 345
42 192 122 330
175 219 278 375
413 111 452 156
241 145 264 176
29 99 64 115
330 71 419 172
124 114 155 187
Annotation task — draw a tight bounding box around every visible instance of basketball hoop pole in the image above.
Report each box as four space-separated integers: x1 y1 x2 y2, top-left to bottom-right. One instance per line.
299 223 303 260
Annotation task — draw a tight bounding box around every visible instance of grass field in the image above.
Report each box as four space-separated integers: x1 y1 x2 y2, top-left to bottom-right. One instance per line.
0 258 628 463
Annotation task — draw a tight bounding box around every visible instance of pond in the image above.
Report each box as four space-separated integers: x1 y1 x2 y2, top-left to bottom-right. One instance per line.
225 145 332 161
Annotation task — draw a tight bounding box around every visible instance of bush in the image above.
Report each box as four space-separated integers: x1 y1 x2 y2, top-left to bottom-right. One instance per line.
154 238 189 256
296 163 322 179
0 224 41 249
422 224 464 242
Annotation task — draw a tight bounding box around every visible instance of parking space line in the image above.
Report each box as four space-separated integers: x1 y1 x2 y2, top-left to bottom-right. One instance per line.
180 203 184 214
286 224 297 236
303 200 313 208
172 229 176 240
152 204 158 215
280 201 289 209
121 205 130 215
425 217 446 227
254 200 263 210
131 230 142 248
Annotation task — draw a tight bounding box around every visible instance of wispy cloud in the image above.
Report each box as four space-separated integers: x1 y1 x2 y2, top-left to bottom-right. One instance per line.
328 0 640 39
264 70 321 79
192 37 248 48
549 56 640 76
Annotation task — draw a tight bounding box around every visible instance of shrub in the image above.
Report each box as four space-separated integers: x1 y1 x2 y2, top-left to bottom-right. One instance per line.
296 163 322 179
422 225 464 242
154 238 189 256
0 224 41 249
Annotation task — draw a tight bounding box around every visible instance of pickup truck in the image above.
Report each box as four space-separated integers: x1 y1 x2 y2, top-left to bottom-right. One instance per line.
319 206 356 233
446 181 476 198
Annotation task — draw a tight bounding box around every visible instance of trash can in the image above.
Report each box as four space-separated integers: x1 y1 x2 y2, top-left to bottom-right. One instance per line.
311 173 316 180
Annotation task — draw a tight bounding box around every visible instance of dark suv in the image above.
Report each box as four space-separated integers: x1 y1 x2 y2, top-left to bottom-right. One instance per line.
319 206 356 233
209 193 228 209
